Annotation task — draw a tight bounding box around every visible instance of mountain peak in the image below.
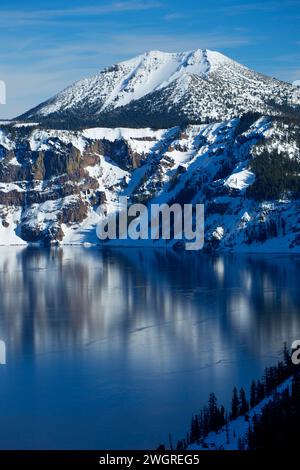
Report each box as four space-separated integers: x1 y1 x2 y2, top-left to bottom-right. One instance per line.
19 48 297 129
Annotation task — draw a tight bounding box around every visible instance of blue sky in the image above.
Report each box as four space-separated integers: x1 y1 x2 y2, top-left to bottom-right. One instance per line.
0 0 299 118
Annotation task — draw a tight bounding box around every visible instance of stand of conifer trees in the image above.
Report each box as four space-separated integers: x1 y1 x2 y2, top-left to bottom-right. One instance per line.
174 343 296 450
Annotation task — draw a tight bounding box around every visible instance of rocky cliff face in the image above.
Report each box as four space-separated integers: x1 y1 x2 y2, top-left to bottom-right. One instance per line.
1 113 300 251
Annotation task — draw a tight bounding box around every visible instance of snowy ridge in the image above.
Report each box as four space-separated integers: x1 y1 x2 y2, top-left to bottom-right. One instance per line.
18 49 299 128
24 49 226 117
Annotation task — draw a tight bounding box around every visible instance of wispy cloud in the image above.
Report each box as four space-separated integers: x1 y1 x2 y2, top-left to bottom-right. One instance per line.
93 31 253 54
270 52 300 62
192 0 300 16
260 49 300 77
218 1 285 13
0 31 254 67
162 1 292 23
266 67 300 82
0 2 162 27
164 12 188 22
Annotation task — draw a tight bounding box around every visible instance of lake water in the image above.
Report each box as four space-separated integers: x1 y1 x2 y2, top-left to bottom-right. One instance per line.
0 247 299 449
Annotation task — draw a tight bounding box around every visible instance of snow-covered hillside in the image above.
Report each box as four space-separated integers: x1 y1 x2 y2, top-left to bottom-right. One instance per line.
19 49 299 128
188 378 292 450
1 113 300 250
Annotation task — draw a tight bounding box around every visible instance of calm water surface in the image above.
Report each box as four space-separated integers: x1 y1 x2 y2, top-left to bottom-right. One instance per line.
0 247 299 449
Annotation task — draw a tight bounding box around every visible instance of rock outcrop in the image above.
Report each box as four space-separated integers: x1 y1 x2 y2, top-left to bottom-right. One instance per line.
0 115 300 251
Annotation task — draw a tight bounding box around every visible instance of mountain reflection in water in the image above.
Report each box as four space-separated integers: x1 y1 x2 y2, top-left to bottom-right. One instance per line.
0 247 299 449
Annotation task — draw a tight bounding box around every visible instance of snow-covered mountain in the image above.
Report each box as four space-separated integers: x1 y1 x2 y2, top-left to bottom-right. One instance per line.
19 49 299 128
0 49 299 250
1 112 300 251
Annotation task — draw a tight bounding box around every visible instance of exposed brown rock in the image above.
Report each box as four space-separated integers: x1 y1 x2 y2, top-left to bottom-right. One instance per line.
20 223 65 245
133 137 157 142
81 142 101 167
0 190 25 206
0 161 30 183
96 138 145 170
178 132 188 140
32 151 45 180
58 198 89 225
89 190 107 206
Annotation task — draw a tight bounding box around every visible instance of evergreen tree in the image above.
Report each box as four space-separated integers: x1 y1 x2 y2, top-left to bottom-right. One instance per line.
178 344 298 451
176 440 184 451
250 380 256 408
231 387 239 420
239 388 249 415
208 393 219 432
220 405 226 428
238 437 246 450
256 380 265 402
225 414 230 445
190 415 200 443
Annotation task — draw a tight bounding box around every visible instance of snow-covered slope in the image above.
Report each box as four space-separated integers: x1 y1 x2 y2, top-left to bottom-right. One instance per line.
188 378 292 451
19 49 299 128
1 113 300 251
